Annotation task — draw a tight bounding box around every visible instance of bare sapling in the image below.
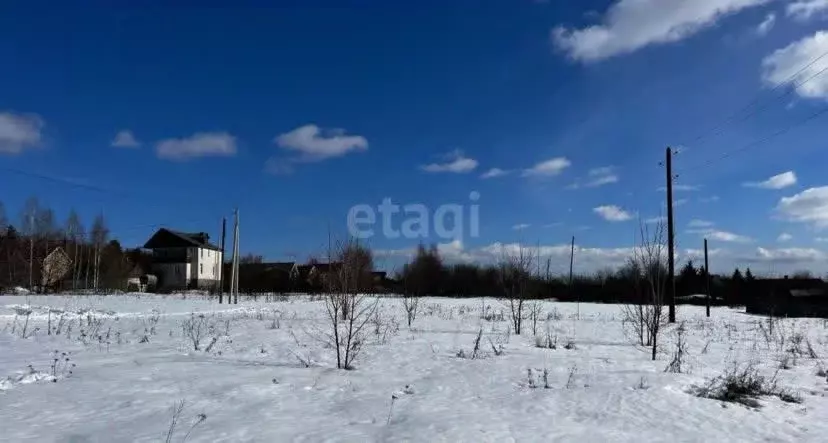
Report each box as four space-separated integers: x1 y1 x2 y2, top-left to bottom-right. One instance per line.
499 245 533 335
621 219 669 361
321 238 379 370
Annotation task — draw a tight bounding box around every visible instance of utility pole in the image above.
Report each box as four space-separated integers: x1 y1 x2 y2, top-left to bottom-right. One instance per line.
569 235 576 319
218 217 226 304
29 213 34 290
704 238 711 318
232 209 240 304
665 147 677 323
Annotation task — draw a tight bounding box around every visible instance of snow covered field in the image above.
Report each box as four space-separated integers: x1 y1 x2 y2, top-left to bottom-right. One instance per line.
1 293 827 442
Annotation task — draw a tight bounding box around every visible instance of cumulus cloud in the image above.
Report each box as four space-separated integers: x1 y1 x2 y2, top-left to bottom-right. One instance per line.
687 227 753 243
787 0 828 21
552 0 768 62
777 186 828 229
276 124 368 162
421 150 478 173
0 111 43 154
762 31 828 100
480 168 511 179
522 157 572 177
593 205 633 222
744 171 798 189
755 13 776 36
111 130 140 148
778 232 793 242
750 247 825 263
155 132 237 161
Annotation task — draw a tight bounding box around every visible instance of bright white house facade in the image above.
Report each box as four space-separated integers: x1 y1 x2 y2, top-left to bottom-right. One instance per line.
143 229 222 290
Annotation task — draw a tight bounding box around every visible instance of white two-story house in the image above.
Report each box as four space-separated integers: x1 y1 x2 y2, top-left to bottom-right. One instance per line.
143 228 223 290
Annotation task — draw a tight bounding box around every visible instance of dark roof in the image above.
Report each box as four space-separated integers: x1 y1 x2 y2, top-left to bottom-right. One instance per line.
144 228 222 251
237 262 296 273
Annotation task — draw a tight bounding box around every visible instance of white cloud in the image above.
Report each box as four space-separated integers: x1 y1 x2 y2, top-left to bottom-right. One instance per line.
481 168 511 179
699 195 720 203
421 150 478 173
777 232 793 242
552 0 768 62
762 31 828 100
658 184 699 192
275 124 367 162
111 130 140 148
523 157 572 177
751 247 825 263
687 227 753 243
755 13 776 36
544 222 564 228
777 186 828 229
787 0 828 21
688 219 714 228
674 198 688 207
744 171 797 189
593 205 632 222
155 132 237 160
0 111 43 154
512 223 531 231
816 237 828 242
570 166 619 188
644 216 666 224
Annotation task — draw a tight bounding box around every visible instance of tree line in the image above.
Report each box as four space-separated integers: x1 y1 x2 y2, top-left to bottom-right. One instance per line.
0 197 145 292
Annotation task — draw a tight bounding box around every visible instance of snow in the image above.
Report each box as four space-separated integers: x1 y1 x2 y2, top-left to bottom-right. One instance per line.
1 294 827 442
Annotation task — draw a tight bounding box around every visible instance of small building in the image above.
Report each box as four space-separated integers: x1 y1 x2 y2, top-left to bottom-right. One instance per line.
745 277 828 318
143 228 222 291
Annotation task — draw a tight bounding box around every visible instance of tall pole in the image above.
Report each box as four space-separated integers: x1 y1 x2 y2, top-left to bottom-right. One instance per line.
233 209 240 304
704 238 711 318
29 213 34 290
218 217 226 304
229 210 237 305
569 235 576 319
665 147 676 323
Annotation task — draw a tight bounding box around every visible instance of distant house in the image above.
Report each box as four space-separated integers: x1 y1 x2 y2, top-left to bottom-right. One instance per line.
143 228 222 291
228 261 297 293
745 277 828 318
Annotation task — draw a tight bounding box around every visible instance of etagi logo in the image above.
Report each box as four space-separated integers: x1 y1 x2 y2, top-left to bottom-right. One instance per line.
347 192 480 240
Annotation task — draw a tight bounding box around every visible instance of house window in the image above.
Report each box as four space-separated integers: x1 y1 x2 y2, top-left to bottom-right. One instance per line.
201 249 203 258
200 264 203 274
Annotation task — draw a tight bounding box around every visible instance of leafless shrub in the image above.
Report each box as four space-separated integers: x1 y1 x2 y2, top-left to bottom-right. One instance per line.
498 244 533 335
664 322 689 373
693 362 803 408
165 400 186 443
320 239 379 370
456 328 484 359
181 313 223 351
621 219 668 361
401 293 420 328
565 366 577 389
529 302 543 336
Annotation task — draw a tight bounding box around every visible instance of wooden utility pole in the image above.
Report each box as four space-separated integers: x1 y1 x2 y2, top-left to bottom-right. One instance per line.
232 209 240 304
218 217 226 304
569 236 576 319
28 213 34 290
665 147 677 323
704 238 711 318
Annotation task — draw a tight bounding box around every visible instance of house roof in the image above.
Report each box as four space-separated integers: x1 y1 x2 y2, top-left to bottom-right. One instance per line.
143 228 222 251
237 262 296 273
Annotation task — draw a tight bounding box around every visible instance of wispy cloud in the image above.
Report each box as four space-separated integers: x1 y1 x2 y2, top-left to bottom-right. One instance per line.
744 171 797 189
688 219 714 228
155 132 237 161
658 184 699 192
593 205 632 222
552 0 768 62
777 232 793 242
786 0 828 21
111 130 140 148
512 223 531 231
569 166 619 188
480 167 511 179
522 157 571 177
421 150 478 173
0 111 43 154
755 13 776 36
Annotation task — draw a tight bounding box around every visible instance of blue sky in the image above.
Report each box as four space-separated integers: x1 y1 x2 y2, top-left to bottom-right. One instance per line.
3 0 828 274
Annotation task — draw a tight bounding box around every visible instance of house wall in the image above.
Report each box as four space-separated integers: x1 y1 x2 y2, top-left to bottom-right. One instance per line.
191 247 222 289
154 262 191 289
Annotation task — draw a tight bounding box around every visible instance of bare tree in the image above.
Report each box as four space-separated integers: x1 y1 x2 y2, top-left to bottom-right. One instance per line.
498 244 533 335
90 214 109 292
65 210 84 290
621 220 669 361
321 239 378 370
